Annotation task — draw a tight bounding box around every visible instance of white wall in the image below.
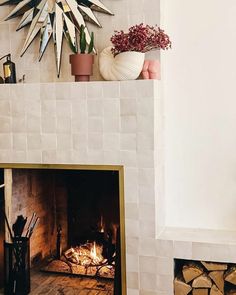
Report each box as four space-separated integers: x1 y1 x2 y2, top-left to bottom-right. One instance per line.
161 0 236 230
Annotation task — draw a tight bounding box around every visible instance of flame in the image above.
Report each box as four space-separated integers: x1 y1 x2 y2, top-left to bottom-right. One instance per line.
65 241 103 266
100 216 105 233
91 242 98 262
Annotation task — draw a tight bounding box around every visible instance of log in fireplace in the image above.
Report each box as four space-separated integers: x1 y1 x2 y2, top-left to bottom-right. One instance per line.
0 164 126 295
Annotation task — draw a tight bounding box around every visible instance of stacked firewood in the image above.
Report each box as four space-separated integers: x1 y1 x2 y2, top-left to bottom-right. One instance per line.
174 260 236 295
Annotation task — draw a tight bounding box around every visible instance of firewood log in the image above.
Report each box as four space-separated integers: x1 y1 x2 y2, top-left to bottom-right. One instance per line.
174 277 192 295
192 288 209 295
209 271 224 293
201 261 228 271
225 267 236 285
192 274 212 288
210 284 223 295
182 264 204 283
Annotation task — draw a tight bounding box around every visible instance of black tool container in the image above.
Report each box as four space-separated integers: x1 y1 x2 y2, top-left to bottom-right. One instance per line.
4 237 30 295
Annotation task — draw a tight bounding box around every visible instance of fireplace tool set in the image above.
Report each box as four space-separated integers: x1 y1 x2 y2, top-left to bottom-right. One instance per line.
3 211 39 295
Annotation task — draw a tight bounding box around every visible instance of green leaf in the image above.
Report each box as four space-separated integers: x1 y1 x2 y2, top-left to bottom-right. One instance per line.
80 25 86 54
64 31 77 54
88 32 94 54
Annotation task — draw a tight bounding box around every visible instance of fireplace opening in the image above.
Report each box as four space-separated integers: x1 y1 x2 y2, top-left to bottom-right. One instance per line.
43 170 119 280
0 165 126 295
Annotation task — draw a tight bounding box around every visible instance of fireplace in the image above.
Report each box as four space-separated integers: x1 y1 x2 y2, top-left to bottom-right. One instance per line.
0 164 126 294
0 80 160 294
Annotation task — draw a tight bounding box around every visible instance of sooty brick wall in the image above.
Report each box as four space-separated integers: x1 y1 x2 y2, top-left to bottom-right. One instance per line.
12 169 68 264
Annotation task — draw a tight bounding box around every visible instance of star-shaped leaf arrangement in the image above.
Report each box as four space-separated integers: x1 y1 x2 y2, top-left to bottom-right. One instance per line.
1 0 113 76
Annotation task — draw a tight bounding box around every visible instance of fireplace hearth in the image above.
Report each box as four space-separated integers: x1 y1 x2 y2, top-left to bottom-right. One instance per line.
0 164 125 294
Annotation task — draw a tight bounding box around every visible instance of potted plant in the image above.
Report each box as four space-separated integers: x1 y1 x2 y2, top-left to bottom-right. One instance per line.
68 25 94 82
99 23 171 81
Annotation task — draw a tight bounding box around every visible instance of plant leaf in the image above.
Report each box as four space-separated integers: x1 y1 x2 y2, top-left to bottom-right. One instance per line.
80 24 86 54
64 31 77 54
88 31 94 54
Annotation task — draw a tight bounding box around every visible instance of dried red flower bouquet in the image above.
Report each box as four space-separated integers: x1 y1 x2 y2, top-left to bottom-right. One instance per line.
111 23 171 56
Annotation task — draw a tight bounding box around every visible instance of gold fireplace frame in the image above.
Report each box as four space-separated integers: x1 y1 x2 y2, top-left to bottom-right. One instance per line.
0 163 127 295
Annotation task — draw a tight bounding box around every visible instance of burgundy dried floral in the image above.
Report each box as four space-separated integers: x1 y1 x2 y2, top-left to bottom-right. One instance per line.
111 23 171 56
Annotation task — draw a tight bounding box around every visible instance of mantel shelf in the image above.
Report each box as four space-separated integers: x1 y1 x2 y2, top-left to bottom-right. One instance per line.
0 80 158 101
158 226 236 245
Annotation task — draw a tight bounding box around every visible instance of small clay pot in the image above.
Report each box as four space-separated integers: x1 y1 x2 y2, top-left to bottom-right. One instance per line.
69 54 94 82
141 60 160 80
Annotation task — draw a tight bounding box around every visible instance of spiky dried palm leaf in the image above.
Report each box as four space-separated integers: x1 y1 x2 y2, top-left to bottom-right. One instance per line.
1 0 113 76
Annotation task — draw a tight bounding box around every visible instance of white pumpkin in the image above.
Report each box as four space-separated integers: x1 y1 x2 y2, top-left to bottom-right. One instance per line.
99 46 145 81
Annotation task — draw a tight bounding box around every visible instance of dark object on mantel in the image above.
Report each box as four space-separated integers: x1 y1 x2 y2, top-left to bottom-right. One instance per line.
0 76 4 84
4 237 30 295
0 54 16 84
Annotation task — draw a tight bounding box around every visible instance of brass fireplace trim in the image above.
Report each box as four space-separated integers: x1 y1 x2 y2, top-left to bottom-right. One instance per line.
0 163 127 295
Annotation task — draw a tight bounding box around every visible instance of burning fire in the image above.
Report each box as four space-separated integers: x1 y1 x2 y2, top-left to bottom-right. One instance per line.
45 216 116 279
65 241 104 266
90 242 101 264
61 217 116 279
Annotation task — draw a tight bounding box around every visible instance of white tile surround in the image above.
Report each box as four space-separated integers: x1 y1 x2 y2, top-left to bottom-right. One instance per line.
1 80 236 295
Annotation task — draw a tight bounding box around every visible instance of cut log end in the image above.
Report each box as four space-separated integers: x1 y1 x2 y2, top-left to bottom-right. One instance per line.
201 261 228 271
182 264 203 283
210 284 223 295
174 277 192 295
192 274 212 289
225 267 236 285
209 271 224 293
192 289 209 295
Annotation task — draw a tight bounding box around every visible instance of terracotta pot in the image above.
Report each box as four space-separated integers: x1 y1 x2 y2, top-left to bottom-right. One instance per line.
69 54 94 82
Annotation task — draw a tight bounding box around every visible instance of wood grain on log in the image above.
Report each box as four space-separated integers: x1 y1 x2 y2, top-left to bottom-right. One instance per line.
174 277 192 295
192 274 212 288
201 261 228 271
225 267 236 285
182 264 203 283
210 284 223 295
209 270 224 293
192 289 209 295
